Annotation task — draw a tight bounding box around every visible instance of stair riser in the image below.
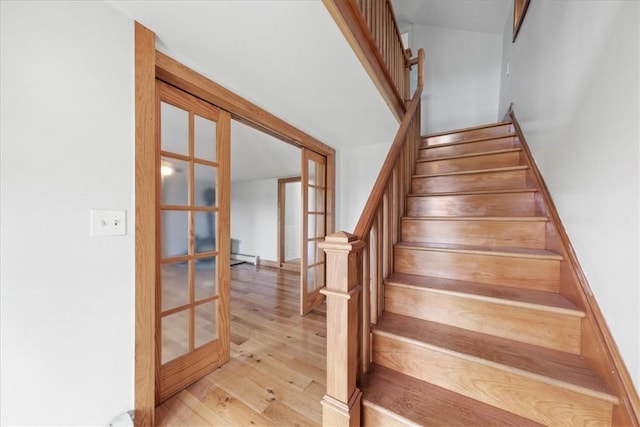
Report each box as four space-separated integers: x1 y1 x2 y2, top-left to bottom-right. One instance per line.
384 285 581 353
416 151 521 175
362 403 411 427
407 193 536 217
372 334 614 426
425 124 513 147
412 169 527 194
401 219 546 249
394 248 560 291
420 136 516 159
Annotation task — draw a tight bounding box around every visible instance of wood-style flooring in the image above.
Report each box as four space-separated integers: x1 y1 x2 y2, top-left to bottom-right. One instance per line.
155 263 326 426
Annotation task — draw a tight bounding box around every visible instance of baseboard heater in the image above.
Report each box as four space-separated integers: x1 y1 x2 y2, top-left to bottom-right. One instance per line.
230 253 259 265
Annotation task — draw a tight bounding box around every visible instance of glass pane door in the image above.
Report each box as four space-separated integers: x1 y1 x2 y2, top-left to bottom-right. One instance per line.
300 148 327 315
156 80 230 402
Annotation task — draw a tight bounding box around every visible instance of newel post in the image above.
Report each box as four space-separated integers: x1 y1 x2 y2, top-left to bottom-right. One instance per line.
319 231 365 427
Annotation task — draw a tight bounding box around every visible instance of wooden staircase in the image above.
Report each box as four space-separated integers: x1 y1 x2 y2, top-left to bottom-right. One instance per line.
360 122 622 426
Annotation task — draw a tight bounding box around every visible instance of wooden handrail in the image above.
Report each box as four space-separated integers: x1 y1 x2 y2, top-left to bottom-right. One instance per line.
324 0 412 121
319 47 424 427
354 48 424 239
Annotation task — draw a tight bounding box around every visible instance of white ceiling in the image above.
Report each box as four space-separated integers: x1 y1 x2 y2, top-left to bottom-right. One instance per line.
109 0 509 183
108 0 398 183
392 0 511 34
231 120 300 183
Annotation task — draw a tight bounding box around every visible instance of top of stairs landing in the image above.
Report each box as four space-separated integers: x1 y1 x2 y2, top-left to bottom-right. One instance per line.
424 121 514 147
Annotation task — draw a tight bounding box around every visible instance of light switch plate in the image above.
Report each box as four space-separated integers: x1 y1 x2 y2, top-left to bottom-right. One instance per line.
90 209 127 236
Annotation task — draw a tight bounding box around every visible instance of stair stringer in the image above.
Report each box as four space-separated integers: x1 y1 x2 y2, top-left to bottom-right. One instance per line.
509 109 640 426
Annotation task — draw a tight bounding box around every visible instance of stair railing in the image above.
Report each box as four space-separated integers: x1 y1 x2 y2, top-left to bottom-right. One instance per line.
323 0 413 120
319 47 424 426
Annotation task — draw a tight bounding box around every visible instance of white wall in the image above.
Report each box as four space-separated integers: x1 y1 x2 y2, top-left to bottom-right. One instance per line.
0 1 135 425
284 181 302 261
498 0 639 388
230 179 279 261
338 142 391 232
408 24 503 134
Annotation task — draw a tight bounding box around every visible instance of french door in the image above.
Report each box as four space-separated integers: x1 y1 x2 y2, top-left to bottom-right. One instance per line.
155 80 230 402
300 148 327 315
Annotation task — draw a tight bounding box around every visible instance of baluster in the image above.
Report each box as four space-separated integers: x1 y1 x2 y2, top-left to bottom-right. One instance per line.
319 232 364 426
369 222 378 325
391 167 399 249
375 207 384 319
361 238 371 376
377 0 382 56
382 186 390 280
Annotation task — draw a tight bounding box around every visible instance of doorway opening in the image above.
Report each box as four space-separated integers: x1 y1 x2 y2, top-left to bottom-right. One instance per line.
135 22 335 423
229 119 301 272
278 177 302 272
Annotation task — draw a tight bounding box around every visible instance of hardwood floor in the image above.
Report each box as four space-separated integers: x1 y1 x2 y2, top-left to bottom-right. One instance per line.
155 263 326 426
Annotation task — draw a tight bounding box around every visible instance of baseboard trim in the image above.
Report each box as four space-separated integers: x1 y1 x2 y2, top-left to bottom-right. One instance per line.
258 259 279 269
231 253 259 265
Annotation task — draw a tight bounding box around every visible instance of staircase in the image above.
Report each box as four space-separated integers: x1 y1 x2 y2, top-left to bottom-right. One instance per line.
360 122 620 426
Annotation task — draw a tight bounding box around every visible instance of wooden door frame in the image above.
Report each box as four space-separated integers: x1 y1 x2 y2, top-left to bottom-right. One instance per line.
134 22 335 426
277 176 302 269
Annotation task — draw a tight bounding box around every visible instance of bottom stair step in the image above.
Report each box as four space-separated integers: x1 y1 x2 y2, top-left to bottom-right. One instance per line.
362 364 542 426
372 313 618 426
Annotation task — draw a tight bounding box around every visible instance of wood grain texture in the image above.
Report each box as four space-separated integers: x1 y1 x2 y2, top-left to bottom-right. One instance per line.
394 243 561 291
134 21 156 427
415 149 521 175
322 0 407 122
372 314 617 426
353 83 423 239
217 110 232 366
155 51 335 160
155 264 326 426
419 135 516 159
362 364 543 426
362 402 414 427
385 273 579 312
401 216 546 248
342 103 635 424
155 82 231 403
384 278 582 353
425 122 513 147
406 190 537 217
411 166 528 194
318 232 364 424
326 151 336 237
145 48 339 422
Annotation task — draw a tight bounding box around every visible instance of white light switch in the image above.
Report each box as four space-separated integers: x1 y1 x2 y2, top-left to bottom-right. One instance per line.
90 210 127 237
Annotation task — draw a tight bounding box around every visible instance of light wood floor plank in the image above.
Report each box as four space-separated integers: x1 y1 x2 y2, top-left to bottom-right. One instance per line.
155 264 326 426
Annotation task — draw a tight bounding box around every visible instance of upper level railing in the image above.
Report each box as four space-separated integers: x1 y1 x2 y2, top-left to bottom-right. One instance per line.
323 0 413 121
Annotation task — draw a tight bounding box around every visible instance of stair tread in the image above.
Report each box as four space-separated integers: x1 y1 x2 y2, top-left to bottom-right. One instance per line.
374 313 617 402
417 148 521 163
421 133 516 149
385 273 583 316
402 215 549 222
395 241 563 260
414 165 527 178
408 188 537 197
362 364 543 427
424 121 512 139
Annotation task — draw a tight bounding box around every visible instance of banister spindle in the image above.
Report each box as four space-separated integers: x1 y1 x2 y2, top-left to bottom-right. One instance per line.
319 232 365 426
